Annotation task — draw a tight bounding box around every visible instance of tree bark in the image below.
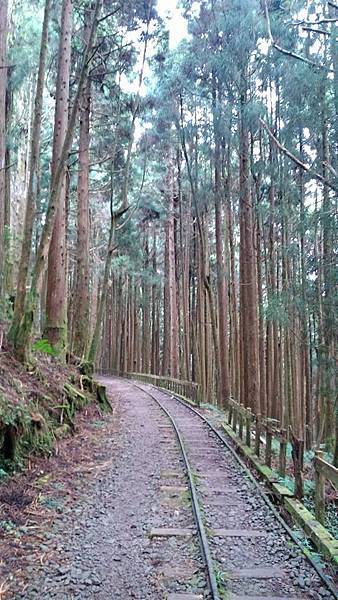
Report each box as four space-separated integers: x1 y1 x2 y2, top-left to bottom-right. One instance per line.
44 0 73 357
72 69 91 357
13 0 102 363
167 158 179 378
141 227 151 372
239 83 260 414
9 0 52 343
88 224 114 365
213 80 230 406
0 0 8 300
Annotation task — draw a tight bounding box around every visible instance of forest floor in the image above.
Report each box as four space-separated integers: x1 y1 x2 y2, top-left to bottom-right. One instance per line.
0 398 112 597
0 345 80 413
0 348 108 598
1 377 205 599
0 377 336 600
0 346 93 472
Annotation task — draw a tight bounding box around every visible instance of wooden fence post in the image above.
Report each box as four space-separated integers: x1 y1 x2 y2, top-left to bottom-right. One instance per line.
197 385 201 406
279 429 287 478
246 408 251 447
265 425 272 468
255 414 261 457
314 450 325 525
228 404 233 425
291 435 304 500
239 410 243 440
233 406 238 433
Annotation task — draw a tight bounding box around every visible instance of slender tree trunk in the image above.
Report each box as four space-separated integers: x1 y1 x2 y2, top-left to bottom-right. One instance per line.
162 219 170 376
3 70 12 297
88 225 114 365
257 215 266 417
197 225 207 400
0 0 8 300
181 197 191 380
151 228 159 375
72 71 91 357
321 81 336 454
239 83 260 414
227 189 239 401
299 136 312 448
13 0 101 363
214 173 229 406
134 279 141 372
167 158 179 378
128 276 134 372
141 227 151 372
212 78 229 406
9 0 52 343
44 0 73 356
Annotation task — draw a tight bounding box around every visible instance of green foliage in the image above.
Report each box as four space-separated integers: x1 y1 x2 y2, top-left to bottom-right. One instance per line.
9 2 45 87
264 293 289 326
54 402 75 423
32 339 58 357
0 394 30 428
0 519 17 534
0 467 8 479
214 567 230 599
278 474 293 493
39 496 63 512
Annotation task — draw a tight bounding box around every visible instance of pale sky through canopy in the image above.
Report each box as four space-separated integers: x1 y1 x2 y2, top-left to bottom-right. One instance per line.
156 0 189 48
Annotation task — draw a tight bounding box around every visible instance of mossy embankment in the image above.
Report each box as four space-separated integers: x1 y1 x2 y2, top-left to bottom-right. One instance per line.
0 348 110 474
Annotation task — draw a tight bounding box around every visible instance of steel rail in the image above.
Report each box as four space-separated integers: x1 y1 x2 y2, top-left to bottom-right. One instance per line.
132 379 338 600
133 383 221 600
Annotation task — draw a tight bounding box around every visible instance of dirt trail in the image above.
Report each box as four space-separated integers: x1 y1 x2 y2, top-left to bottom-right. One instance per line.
3 377 335 600
8 377 206 599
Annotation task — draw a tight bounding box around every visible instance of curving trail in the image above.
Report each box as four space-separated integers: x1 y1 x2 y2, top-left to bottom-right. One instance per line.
14 377 336 600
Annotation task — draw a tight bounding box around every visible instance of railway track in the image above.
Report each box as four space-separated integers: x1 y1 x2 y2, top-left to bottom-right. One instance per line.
132 380 337 600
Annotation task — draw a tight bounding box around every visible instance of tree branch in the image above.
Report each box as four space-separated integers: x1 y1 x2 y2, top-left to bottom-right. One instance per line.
292 17 338 25
323 161 338 178
259 118 338 193
98 6 120 23
301 26 330 36
116 137 148 232
264 0 333 73
112 205 129 220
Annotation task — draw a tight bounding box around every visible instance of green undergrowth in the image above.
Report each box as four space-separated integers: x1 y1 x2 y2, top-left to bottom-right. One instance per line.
0 394 62 473
0 369 109 475
274 474 338 539
214 564 230 599
271 437 333 465
303 489 338 539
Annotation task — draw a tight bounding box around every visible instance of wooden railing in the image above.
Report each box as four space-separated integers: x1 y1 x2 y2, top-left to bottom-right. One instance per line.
128 372 201 405
314 450 338 525
228 397 338 525
120 371 338 528
228 397 288 477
